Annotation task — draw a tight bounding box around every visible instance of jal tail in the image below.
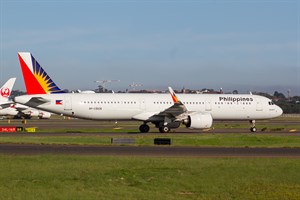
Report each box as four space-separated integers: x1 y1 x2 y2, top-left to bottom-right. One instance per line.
0 78 16 102
18 52 65 94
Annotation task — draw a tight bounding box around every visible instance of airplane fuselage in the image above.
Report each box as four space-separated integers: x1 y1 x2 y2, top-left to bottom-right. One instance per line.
15 93 282 121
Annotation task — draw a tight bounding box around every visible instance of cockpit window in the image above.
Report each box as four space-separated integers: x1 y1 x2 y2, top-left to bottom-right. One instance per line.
268 101 274 105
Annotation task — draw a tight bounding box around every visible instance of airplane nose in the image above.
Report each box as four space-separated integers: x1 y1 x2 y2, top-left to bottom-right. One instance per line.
276 105 283 117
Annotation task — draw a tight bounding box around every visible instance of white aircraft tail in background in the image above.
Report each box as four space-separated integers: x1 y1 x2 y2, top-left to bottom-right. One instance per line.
0 78 16 103
0 77 51 119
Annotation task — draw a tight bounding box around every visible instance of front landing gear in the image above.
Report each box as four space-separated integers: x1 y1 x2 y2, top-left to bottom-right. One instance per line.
139 124 150 133
250 120 257 132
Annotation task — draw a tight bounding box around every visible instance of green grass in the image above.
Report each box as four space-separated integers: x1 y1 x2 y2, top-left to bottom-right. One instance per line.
27 120 300 133
0 155 299 200
1 133 300 148
212 123 300 130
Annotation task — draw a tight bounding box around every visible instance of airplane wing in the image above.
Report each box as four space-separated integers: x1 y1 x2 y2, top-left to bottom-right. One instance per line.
133 87 190 122
0 102 14 109
154 101 187 118
151 87 192 120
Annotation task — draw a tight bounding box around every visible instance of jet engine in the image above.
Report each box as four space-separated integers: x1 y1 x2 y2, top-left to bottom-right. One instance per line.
38 111 51 119
1 108 18 116
26 110 40 117
183 112 213 129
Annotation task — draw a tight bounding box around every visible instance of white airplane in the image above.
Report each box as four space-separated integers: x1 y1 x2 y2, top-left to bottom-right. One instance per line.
8 104 52 119
15 52 283 132
0 78 51 119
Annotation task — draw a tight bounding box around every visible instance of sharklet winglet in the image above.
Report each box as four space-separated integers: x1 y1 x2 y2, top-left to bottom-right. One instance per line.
168 87 180 104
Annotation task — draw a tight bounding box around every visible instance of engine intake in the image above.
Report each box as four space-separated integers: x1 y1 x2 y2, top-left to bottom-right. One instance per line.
184 112 213 129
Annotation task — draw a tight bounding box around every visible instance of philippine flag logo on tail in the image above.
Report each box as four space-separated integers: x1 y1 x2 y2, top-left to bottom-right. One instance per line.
56 100 63 105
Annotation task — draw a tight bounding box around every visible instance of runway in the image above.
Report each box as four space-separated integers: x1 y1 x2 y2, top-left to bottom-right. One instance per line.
1 143 300 157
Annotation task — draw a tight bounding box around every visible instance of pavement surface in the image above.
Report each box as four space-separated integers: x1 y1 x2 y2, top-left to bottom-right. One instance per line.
1 143 300 157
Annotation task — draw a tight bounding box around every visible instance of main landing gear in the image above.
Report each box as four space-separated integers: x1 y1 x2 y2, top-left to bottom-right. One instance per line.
159 126 170 133
139 122 173 133
250 120 257 132
139 123 150 133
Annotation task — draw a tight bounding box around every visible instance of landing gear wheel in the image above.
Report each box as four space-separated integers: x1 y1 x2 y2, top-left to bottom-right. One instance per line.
250 127 257 132
159 126 170 133
249 120 257 133
139 124 150 133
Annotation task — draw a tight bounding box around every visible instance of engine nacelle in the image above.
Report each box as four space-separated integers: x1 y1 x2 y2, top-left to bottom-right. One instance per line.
0 108 18 116
184 112 213 129
26 110 40 117
38 111 51 119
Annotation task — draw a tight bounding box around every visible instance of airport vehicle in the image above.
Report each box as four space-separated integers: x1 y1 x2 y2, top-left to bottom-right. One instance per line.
15 52 283 132
0 78 51 119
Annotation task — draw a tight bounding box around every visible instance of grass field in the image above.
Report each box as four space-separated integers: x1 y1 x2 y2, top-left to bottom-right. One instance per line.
23 120 300 133
0 155 300 200
1 139 299 200
1 118 299 199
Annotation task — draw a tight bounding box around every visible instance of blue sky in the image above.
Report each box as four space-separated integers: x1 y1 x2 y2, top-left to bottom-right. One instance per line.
0 0 299 95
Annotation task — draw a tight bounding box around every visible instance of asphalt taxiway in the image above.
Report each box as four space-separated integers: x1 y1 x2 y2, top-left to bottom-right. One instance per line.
1 144 300 157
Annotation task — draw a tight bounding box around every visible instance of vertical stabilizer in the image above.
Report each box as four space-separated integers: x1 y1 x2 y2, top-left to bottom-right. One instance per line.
18 52 64 94
0 78 16 102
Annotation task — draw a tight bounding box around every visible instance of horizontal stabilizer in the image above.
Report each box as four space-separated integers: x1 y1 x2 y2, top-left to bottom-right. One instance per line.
15 96 51 108
0 102 14 109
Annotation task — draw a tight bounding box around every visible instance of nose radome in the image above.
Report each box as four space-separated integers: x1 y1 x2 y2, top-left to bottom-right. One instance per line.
277 106 283 117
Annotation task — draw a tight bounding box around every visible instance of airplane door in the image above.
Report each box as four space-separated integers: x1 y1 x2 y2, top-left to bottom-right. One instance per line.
140 99 146 111
256 99 263 111
64 96 72 110
205 100 212 111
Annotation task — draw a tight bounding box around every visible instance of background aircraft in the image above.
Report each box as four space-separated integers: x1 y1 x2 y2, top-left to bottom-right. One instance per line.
0 77 51 119
15 52 283 132
0 78 16 110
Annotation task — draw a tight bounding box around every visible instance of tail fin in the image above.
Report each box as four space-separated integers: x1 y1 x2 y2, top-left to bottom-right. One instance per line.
0 78 16 102
18 52 64 94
